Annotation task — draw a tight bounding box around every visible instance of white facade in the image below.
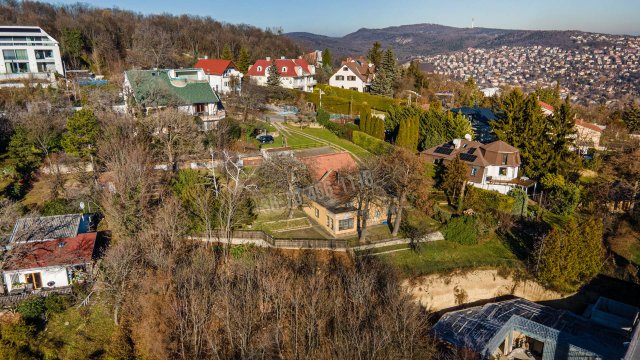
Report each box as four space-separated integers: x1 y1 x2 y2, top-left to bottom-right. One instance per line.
208 69 243 94
470 165 521 194
0 26 63 85
4 266 71 293
248 58 317 92
329 65 368 92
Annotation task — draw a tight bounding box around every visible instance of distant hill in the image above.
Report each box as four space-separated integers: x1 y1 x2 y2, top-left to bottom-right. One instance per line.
286 23 617 61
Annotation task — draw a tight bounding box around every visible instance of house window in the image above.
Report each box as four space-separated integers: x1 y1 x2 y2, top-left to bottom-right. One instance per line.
3 49 28 60
374 210 381 219
5 62 30 73
349 87 358 91
326 216 334 229
338 218 354 231
499 167 508 176
471 167 479 176
336 75 344 81
24 272 42 289
347 76 356 81
257 66 262 72
343 66 348 71
314 208 319 218
34 49 53 59
194 103 207 114
281 67 287 72
501 154 508 165
36 62 56 72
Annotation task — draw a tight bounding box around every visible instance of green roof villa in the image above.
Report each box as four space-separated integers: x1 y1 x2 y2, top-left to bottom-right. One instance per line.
123 68 225 130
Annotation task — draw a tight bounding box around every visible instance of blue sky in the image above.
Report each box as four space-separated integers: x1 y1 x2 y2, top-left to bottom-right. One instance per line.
45 0 640 36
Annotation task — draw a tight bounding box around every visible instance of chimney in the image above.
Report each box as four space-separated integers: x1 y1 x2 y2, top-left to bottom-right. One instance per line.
453 139 462 149
281 56 286 60
266 57 271 61
298 56 302 59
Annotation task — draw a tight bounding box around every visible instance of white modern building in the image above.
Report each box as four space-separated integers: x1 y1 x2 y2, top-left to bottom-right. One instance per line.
329 58 375 92
0 26 64 86
247 57 316 92
194 59 243 94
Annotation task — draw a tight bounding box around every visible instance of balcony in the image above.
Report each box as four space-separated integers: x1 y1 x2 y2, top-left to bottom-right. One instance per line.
197 110 226 122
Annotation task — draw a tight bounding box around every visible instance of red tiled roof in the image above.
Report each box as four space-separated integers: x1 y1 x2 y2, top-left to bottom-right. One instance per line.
575 118 605 133
300 152 357 183
247 58 312 78
194 59 235 76
3 233 97 271
539 101 555 112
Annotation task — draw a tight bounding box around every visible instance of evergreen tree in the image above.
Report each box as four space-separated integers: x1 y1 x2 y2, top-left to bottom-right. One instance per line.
61 109 99 161
396 116 419 152
373 118 385 140
622 101 640 134
441 155 468 211
359 108 370 133
491 89 553 179
367 41 383 69
370 48 397 97
447 112 474 139
321 48 332 70
7 127 41 177
548 96 576 170
221 44 233 60
536 217 604 292
236 47 251 73
266 60 281 87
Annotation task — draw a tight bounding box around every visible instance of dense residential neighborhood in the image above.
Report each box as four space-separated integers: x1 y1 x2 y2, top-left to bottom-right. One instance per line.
419 34 640 104
0 1 639 359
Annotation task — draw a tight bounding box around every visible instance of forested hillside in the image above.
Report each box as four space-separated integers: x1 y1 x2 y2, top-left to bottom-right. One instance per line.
0 0 301 75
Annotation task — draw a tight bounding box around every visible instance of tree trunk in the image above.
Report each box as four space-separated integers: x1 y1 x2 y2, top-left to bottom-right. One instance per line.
457 181 467 213
391 195 405 238
359 199 370 243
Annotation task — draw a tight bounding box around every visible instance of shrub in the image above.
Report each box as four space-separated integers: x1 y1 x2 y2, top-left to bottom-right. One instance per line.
44 294 70 315
443 216 478 245
16 297 45 321
40 198 75 216
432 203 452 223
316 109 353 140
465 187 514 214
352 131 393 155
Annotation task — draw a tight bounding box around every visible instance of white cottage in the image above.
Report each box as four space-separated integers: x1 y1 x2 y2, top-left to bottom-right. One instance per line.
2 214 97 294
194 59 243 94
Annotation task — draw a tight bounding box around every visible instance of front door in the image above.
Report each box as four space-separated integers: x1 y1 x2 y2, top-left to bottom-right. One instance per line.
24 272 42 289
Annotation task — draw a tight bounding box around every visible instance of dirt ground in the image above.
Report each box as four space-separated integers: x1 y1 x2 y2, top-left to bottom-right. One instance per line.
403 269 566 312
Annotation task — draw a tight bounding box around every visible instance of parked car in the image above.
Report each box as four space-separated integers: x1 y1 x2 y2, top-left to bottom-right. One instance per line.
257 135 274 144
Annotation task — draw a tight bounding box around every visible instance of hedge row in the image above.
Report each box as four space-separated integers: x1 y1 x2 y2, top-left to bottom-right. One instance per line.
352 131 393 155
465 187 514 214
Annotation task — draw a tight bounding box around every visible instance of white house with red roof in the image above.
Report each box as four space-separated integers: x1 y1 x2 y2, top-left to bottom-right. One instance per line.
2 214 97 294
329 57 376 92
539 101 555 116
194 59 243 95
247 57 316 92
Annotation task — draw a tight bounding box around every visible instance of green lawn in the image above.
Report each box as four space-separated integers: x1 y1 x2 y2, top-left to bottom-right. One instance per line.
285 124 371 160
39 302 115 359
378 238 522 276
344 224 393 246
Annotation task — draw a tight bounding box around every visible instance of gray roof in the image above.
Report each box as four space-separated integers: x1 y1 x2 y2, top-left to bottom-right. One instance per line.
9 214 82 243
434 298 633 359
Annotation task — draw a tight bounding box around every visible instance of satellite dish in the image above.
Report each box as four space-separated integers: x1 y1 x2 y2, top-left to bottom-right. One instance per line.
79 202 85 210
464 134 472 141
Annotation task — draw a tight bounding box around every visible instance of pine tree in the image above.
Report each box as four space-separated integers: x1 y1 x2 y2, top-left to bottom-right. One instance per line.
548 96 576 170
360 108 371 133
266 60 281 87
448 112 474 139
62 108 99 161
396 116 418 152
367 41 383 69
536 217 604 292
7 127 41 177
321 48 332 70
236 47 250 73
370 48 397 97
221 44 233 60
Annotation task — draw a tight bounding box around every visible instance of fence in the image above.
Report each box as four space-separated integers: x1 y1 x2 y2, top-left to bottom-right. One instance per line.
198 230 349 251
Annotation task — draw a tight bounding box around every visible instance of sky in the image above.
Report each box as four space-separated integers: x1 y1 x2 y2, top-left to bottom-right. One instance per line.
44 0 640 37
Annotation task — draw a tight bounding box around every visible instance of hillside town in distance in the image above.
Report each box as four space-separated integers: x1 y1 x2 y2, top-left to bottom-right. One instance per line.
418 34 640 104
0 1 640 359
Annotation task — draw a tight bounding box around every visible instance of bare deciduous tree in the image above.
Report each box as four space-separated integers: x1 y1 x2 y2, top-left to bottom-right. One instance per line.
256 154 310 219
